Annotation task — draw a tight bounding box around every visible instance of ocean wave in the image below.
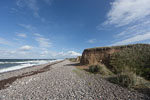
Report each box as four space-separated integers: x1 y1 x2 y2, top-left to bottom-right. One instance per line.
0 60 54 64
0 59 63 73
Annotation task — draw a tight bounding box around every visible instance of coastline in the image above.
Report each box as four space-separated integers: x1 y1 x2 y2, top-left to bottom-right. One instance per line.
0 60 64 90
0 59 63 74
0 60 149 100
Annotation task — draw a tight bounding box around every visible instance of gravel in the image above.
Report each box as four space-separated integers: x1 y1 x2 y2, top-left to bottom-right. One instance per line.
0 60 149 100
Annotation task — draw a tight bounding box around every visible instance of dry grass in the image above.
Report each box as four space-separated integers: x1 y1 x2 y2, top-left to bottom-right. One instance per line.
76 65 89 70
69 58 77 62
110 44 150 80
72 69 84 78
74 63 150 96
76 63 150 94
97 64 114 76
76 63 113 76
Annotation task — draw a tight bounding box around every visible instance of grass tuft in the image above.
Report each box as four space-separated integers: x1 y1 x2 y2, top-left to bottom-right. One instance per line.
89 65 100 73
110 44 150 80
88 64 114 76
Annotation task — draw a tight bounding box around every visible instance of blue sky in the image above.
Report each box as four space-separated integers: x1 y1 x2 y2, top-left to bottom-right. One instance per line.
0 0 150 59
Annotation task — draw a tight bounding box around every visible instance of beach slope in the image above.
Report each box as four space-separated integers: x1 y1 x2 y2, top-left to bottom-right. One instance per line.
0 60 149 100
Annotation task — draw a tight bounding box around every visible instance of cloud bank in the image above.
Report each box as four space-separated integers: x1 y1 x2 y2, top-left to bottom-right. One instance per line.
105 0 150 27
17 33 27 38
104 0 150 45
34 33 52 48
20 45 33 51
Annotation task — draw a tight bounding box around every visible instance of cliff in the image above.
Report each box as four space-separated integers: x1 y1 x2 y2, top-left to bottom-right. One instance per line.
80 44 150 65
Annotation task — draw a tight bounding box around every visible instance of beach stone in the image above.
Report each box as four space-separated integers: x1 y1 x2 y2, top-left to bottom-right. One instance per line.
0 60 149 100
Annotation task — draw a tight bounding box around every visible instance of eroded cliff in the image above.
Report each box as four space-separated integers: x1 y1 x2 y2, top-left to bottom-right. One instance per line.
80 44 146 65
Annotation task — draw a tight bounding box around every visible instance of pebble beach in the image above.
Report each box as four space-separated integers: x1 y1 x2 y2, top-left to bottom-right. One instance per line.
0 60 150 100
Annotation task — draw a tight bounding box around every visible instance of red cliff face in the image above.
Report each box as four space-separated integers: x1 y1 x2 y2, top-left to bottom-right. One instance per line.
80 45 134 65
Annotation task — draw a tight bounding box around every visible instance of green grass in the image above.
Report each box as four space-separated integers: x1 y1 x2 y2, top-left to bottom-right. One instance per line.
77 44 150 95
110 44 150 80
85 43 150 50
72 69 84 78
88 64 114 76
88 65 100 73
69 58 77 62
75 63 150 95
108 72 137 88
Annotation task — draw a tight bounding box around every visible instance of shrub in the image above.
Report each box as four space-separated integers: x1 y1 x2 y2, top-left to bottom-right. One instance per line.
89 65 100 73
69 58 77 62
116 72 137 88
110 44 150 80
89 64 114 75
108 72 137 88
98 64 114 76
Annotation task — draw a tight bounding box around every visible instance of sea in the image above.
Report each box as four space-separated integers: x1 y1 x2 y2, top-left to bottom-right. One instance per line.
0 59 62 73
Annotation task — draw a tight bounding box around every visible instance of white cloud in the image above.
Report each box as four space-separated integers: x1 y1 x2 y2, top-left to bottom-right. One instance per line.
35 34 52 48
58 51 81 58
105 0 150 27
20 45 33 51
116 19 150 38
113 33 150 45
16 0 51 22
0 49 40 59
0 49 16 58
16 0 39 17
34 33 42 37
103 0 150 45
11 8 19 13
67 51 81 57
0 37 12 46
19 24 36 31
41 50 49 55
36 37 52 48
0 48 81 59
40 50 55 58
17 33 27 38
33 50 81 59
87 39 97 43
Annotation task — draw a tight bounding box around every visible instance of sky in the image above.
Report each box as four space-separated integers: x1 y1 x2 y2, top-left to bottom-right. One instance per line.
0 0 150 59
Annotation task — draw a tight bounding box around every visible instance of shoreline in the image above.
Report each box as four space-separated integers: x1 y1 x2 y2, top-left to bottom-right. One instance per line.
0 59 63 74
0 60 64 90
0 60 149 99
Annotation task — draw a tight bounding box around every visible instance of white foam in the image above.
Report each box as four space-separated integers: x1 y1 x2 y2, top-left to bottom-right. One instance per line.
0 61 28 64
0 59 63 73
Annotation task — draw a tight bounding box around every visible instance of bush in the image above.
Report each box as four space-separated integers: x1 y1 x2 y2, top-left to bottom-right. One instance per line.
108 72 137 88
110 44 150 80
89 65 100 73
89 64 114 75
116 72 137 88
69 58 77 62
98 65 114 76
